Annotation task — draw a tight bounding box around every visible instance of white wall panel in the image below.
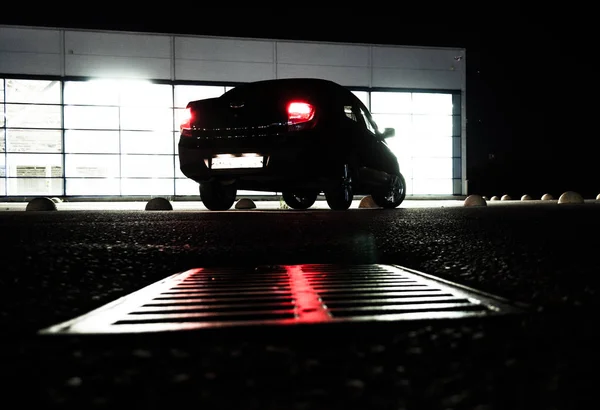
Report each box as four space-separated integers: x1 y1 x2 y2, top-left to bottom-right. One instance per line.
176 60 273 82
66 55 171 79
65 31 171 58
277 42 369 67
277 64 370 87
372 68 462 89
0 27 60 53
175 37 273 62
0 27 61 75
1 26 466 93
0 52 61 75
373 46 464 71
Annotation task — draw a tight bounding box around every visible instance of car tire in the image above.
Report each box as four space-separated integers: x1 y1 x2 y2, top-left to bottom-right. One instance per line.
371 172 406 209
282 191 319 210
325 185 353 210
325 164 353 210
199 181 237 211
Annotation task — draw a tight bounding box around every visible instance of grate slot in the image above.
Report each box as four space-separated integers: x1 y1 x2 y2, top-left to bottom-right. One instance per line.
172 284 291 291
330 303 489 317
307 280 419 286
156 290 293 297
303 274 416 279
39 264 526 335
182 276 288 281
323 297 473 308
143 297 295 306
133 302 296 314
319 292 455 300
114 312 296 325
314 286 440 294
310 284 429 291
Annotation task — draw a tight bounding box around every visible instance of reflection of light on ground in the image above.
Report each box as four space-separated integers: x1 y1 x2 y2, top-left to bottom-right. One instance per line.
0 200 466 212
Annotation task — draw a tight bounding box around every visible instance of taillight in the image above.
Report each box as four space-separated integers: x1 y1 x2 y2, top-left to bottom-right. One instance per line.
180 107 192 136
287 101 315 125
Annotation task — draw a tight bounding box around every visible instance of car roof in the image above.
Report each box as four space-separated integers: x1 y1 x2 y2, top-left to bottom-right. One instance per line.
223 78 361 108
226 78 349 95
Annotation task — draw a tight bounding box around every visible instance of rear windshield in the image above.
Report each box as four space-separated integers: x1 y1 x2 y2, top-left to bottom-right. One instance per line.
224 80 337 103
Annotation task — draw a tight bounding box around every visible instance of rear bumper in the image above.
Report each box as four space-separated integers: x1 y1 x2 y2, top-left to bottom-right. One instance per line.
178 129 343 191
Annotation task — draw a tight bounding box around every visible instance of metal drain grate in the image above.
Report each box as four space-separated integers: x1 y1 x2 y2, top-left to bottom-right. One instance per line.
40 264 525 334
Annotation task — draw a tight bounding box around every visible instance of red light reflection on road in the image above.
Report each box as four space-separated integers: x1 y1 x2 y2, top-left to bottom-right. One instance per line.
285 265 331 322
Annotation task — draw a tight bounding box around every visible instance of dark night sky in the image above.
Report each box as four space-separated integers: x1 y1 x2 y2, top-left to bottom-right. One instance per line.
0 14 596 197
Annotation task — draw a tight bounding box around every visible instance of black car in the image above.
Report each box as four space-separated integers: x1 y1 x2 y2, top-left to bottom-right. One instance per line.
178 78 406 211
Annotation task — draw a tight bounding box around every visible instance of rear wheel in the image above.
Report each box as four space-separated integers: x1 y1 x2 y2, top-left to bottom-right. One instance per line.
371 173 406 209
282 191 319 210
199 180 237 211
325 164 353 211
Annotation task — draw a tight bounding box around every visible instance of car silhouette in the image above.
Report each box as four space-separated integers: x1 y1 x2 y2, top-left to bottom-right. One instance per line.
178 78 406 211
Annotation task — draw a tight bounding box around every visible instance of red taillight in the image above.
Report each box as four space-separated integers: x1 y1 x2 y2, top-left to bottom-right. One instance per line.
287 101 315 125
180 107 192 135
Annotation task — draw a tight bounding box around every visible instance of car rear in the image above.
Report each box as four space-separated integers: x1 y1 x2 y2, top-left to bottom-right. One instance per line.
178 80 342 190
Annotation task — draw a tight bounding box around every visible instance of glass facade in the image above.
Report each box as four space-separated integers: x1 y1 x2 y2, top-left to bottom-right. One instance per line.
0 77 461 197
370 92 457 195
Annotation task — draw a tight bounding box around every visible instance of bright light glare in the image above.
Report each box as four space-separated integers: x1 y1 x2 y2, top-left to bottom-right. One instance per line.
288 102 312 115
287 101 315 124
179 108 192 127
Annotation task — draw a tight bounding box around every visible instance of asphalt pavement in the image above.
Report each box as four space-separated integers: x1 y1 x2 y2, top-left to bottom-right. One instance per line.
1 199 599 409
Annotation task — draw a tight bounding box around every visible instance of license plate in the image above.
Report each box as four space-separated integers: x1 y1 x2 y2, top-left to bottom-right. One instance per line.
211 156 263 169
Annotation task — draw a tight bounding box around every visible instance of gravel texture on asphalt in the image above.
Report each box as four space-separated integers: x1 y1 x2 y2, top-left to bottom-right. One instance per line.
1 203 598 409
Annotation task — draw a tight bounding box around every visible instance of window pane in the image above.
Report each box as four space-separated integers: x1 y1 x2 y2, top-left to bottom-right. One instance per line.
351 91 369 110
398 157 413 179
173 131 179 154
412 93 453 115
7 177 63 196
372 114 412 137
121 131 174 154
174 108 191 131
0 178 5 196
66 178 120 195
385 138 409 165
64 80 120 106
64 106 119 129
1 130 4 152
412 157 452 179
121 155 174 178
6 104 61 128
121 178 175 195
175 178 199 195
175 156 186 178
120 83 173 107
6 129 62 153
174 85 225 108
65 154 120 178
65 130 120 154
6 79 61 104
0 79 4 103
371 92 412 114
0 153 5 177
411 137 453 158
412 115 453 138
412 178 453 195
404 177 413 196
120 107 173 131
6 153 63 177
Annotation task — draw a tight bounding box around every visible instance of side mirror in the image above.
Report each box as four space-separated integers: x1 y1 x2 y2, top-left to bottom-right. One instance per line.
382 127 395 139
